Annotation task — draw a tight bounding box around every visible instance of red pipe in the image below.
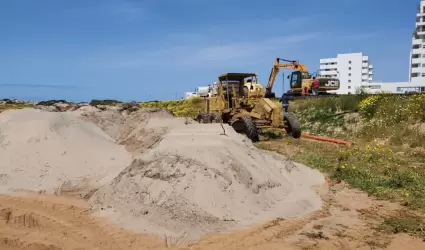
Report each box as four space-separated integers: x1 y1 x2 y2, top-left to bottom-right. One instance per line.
281 129 353 145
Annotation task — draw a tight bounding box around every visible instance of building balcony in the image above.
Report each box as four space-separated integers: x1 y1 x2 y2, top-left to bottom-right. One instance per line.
369 64 373 69
369 71 373 75
412 48 425 54
412 39 424 45
319 64 337 70
412 58 423 64
411 66 425 73
417 21 425 26
362 63 369 67
417 30 425 36
319 58 337 64
361 69 368 74
320 70 338 75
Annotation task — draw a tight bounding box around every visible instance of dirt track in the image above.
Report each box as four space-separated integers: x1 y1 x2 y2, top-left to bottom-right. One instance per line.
1 182 425 250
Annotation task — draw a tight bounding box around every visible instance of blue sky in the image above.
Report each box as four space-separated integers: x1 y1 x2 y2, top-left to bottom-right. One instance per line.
0 0 417 101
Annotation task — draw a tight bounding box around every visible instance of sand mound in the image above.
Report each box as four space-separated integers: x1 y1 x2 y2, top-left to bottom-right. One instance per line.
0 107 325 246
79 108 177 154
89 118 325 244
0 108 131 193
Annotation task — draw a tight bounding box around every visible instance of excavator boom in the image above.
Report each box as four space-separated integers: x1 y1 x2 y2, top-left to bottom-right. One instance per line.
265 58 309 97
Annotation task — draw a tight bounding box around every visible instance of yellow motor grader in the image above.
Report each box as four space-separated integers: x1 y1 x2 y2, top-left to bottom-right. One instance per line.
196 73 301 142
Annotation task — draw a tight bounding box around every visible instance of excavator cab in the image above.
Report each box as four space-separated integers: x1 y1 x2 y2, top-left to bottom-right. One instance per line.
289 71 311 89
289 71 302 89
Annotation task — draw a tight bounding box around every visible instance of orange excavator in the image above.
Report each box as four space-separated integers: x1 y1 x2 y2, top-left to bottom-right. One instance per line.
265 58 340 98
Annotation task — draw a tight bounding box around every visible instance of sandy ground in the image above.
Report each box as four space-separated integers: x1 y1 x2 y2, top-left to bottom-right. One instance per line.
0 108 131 193
89 118 324 243
1 182 424 250
1 106 425 249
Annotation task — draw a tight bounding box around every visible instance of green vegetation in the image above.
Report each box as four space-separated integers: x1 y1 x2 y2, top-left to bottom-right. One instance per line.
291 94 425 148
139 97 205 117
258 93 425 237
89 99 122 106
379 211 425 237
0 102 34 112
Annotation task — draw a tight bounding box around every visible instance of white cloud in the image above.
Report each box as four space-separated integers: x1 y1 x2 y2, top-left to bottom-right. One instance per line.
82 13 325 70
83 32 322 70
81 14 377 70
181 33 322 64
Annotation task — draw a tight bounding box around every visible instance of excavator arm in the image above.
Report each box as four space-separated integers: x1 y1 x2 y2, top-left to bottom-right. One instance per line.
265 58 309 98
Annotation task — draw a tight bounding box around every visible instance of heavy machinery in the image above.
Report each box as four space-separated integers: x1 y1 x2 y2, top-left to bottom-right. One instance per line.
265 58 340 98
196 72 301 142
243 77 265 98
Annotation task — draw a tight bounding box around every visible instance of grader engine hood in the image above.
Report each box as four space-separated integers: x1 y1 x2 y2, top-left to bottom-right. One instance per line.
318 78 340 88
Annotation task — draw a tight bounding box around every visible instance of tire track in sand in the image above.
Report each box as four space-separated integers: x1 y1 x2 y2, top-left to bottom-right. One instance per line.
0 193 165 250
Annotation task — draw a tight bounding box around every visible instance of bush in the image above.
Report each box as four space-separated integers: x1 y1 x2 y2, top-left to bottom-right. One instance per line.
140 96 205 117
89 99 122 106
37 100 68 106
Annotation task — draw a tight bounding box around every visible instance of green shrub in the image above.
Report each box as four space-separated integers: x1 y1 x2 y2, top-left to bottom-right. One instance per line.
140 96 205 117
89 99 122 106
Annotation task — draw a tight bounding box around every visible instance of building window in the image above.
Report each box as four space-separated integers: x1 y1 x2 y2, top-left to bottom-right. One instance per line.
423 44 425 48
348 86 351 89
348 92 351 94
348 73 351 76
348 67 351 70
349 61 351 64
348 80 351 83
423 54 425 58
422 73 425 77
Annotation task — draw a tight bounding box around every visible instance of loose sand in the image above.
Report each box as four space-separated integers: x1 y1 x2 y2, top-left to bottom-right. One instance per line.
0 107 325 246
2 181 425 250
0 108 131 194
84 113 325 244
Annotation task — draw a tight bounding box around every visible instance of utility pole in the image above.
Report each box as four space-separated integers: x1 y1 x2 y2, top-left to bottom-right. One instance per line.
282 72 285 95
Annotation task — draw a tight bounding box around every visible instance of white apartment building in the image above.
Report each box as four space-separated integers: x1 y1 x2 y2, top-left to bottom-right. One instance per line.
319 53 373 94
409 0 425 83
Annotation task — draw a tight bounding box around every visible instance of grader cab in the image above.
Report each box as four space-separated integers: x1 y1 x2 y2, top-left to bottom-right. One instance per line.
196 73 301 142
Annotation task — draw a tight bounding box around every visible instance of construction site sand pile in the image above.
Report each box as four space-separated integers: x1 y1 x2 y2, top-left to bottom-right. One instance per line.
88 115 326 244
79 108 176 154
0 108 132 193
0 107 326 245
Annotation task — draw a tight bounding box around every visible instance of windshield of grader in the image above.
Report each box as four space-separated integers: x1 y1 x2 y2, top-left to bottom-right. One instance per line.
221 80 241 95
244 76 258 83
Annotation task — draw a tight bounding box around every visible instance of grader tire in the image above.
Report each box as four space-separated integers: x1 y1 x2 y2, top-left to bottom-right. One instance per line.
284 113 301 139
241 116 259 142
